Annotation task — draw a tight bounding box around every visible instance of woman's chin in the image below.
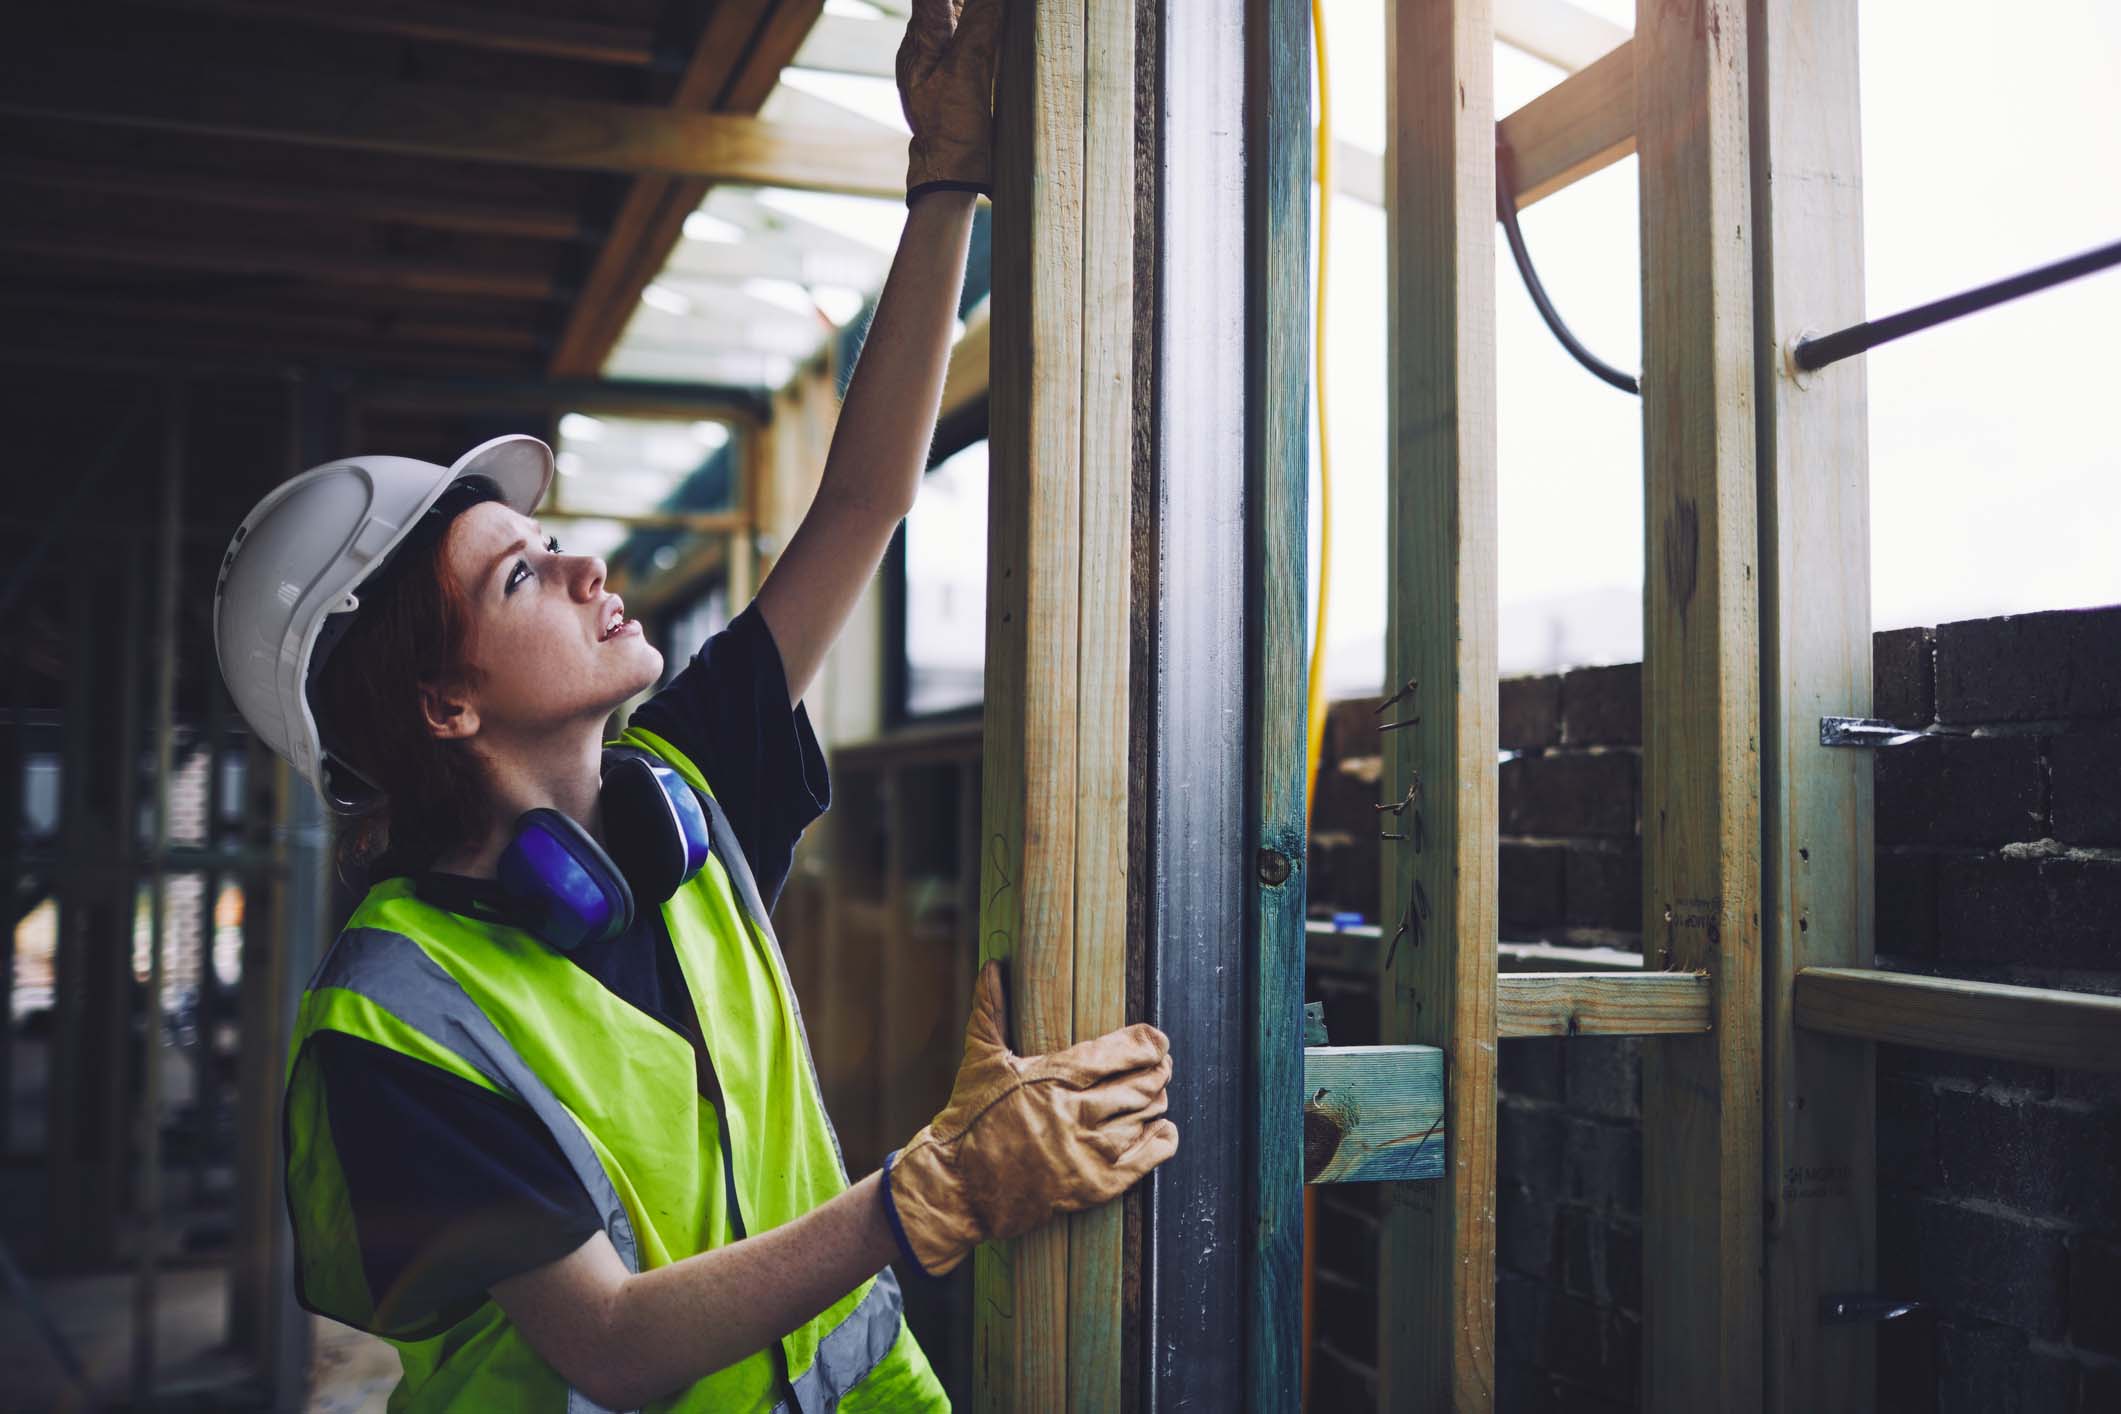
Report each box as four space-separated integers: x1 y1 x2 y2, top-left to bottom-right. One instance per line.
623 642 666 693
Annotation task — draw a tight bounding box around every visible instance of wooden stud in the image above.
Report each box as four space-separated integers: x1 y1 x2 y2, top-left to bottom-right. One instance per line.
1795 968 2121 1074
976 0 1090 1403
1749 3 1874 1409
1495 970 1712 1038
1066 0 1135 1403
1380 0 1499 1407
1302 1046 1447 1184
1499 39 1636 210
1245 0 1311 1405
0 54 901 196
1636 0 1763 1408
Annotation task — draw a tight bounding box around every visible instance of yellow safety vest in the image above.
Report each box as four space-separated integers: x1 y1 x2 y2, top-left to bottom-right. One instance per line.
283 726 945 1411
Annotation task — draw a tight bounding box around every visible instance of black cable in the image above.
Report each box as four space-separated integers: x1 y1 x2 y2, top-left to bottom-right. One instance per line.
1496 135 1639 396
1792 237 2121 372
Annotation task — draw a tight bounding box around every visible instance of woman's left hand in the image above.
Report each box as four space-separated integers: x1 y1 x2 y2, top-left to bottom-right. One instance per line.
897 0 1005 202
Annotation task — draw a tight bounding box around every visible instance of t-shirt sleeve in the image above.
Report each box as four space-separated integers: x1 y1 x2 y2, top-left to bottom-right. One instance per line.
626 602 831 909
308 1029 603 1333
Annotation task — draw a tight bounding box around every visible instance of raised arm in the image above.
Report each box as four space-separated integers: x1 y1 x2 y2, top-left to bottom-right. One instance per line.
754 0 1000 704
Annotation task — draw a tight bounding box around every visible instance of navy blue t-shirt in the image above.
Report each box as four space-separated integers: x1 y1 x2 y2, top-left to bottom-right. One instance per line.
307 605 829 1329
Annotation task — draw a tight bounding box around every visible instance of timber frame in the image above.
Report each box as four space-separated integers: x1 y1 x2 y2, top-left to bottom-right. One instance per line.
967 0 2121 1408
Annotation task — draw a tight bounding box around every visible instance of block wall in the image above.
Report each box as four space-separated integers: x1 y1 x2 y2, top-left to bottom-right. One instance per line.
1303 605 2121 1412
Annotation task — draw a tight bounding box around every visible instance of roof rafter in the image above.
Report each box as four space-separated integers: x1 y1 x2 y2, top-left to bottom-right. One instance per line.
0 51 900 196
547 0 836 378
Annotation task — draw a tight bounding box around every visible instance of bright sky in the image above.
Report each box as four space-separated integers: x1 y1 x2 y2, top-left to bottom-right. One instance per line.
1312 0 2121 689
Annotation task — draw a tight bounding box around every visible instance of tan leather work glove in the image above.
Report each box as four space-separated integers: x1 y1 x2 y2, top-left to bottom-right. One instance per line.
881 960 1178 1276
896 0 1004 203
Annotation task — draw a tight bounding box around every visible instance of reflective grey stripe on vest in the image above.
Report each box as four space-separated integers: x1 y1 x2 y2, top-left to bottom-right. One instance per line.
312 928 639 1414
790 1267 905 1414
313 926 905 1414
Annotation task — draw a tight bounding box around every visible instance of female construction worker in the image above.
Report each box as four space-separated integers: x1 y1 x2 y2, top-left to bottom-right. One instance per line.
210 1 1176 1407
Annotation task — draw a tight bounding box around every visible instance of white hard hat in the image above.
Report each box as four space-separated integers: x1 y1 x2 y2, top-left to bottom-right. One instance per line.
213 434 553 808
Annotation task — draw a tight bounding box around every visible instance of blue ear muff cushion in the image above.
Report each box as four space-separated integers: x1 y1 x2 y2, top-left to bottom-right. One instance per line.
600 755 712 906
498 808 634 951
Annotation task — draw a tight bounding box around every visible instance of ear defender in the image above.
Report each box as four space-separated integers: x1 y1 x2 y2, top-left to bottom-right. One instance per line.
497 809 636 951
424 752 714 952
599 753 712 907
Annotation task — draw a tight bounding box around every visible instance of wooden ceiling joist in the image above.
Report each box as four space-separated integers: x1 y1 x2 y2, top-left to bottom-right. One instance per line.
0 290 548 352
0 52 900 197
0 232 569 301
0 157 597 243
547 0 831 379
134 0 662 68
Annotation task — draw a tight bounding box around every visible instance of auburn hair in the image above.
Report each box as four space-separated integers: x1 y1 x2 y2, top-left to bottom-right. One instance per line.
312 518 492 880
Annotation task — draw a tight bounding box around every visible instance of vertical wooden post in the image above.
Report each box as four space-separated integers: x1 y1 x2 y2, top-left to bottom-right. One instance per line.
1379 0 1500 1407
1069 0 1135 1402
1243 0 1311 1406
976 0 1132 1405
1749 2 1874 1408
1636 0 1764 1409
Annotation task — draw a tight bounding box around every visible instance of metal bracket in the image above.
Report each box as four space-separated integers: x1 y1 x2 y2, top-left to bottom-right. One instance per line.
1820 1293 1927 1325
1819 716 1929 748
1303 1001 1328 1046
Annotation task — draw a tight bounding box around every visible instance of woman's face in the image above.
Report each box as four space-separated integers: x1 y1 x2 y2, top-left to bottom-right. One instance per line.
438 500 663 739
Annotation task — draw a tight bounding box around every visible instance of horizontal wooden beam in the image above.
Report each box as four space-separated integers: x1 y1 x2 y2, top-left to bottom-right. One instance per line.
1327 39 1635 213
546 0 825 379
1498 37 1636 209
355 379 765 424
135 0 660 67
0 57 904 198
0 233 567 301
1496 970 1712 1038
1302 1045 1446 1184
1795 967 2121 1073
0 290 547 351
0 157 597 242
539 508 745 534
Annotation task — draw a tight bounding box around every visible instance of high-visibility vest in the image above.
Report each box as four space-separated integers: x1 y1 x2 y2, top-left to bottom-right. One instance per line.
282 725 945 1412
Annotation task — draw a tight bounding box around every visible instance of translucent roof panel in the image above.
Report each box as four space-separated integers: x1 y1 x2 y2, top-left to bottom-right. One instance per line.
601 26 913 397
542 413 736 562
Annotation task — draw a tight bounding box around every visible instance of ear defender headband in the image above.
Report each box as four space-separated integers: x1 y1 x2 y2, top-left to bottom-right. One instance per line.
416 752 712 951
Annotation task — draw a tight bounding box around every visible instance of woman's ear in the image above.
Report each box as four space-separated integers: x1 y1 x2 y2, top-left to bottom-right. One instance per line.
419 681 480 740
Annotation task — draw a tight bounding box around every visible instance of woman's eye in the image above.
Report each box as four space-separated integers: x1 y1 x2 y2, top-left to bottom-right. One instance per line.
545 535 560 554
506 560 532 593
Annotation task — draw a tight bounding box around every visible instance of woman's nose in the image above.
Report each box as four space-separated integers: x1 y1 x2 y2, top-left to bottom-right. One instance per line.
571 554 608 599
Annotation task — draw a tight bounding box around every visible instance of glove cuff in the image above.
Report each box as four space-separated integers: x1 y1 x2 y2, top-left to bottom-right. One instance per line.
907 178 991 207
879 1149 938 1279
907 135 991 203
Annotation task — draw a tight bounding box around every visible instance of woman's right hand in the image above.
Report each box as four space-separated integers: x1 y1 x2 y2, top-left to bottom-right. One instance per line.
881 960 1178 1276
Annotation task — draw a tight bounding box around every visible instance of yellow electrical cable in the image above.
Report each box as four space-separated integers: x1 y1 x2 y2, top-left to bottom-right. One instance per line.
1301 3 1331 1405
1303 0 1333 829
